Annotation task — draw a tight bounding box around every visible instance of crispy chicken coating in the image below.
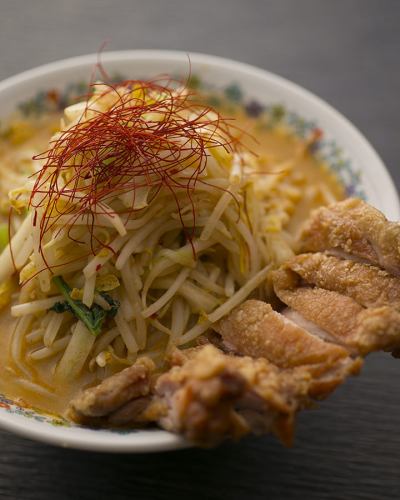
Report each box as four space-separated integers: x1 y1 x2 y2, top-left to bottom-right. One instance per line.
214 299 350 367
284 253 400 309
154 344 361 446
274 266 400 355
299 198 400 275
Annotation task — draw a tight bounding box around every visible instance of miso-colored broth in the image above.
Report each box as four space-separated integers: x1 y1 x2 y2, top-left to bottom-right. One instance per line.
0 101 345 417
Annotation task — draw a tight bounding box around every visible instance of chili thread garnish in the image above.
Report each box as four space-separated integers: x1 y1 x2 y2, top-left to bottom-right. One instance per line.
30 78 245 269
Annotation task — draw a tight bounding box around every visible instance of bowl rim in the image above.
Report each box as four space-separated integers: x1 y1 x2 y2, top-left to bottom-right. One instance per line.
0 49 398 453
0 409 188 453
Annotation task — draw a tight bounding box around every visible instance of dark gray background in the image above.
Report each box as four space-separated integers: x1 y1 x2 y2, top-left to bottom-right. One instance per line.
1 1 400 499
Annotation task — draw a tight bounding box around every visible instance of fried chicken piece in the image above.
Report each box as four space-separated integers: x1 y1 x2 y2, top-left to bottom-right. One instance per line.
155 344 361 446
68 342 361 446
285 253 400 309
273 266 400 355
275 199 400 355
69 357 155 423
299 198 400 275
213 299 350 367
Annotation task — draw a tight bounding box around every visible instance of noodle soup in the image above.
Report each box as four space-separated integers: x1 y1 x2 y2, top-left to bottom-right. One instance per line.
0 79 344 417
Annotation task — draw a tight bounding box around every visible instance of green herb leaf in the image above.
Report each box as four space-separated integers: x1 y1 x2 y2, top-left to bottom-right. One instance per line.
50 301 71 314
50 276 120 336
100 292 120 318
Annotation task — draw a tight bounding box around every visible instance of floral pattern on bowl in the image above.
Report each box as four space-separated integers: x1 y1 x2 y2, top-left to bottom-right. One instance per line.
0 393 69 428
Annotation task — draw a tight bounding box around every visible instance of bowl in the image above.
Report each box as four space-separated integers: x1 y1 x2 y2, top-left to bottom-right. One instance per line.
0 50 398 453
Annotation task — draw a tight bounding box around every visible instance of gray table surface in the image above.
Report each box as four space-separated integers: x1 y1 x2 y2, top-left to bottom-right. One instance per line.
1 1 400 499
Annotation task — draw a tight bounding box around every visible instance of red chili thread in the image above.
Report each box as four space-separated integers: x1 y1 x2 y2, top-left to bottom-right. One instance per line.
30 78 245 269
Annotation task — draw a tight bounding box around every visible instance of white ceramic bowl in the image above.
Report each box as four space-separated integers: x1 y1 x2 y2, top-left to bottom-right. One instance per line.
0 50 398 453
